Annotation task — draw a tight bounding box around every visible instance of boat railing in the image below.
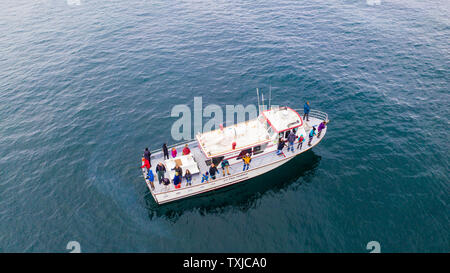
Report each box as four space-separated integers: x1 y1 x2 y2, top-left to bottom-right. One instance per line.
309 109 329 122
293 108 329 122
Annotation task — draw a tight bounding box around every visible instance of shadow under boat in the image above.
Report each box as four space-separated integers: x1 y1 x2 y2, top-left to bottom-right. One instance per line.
143 150 322 220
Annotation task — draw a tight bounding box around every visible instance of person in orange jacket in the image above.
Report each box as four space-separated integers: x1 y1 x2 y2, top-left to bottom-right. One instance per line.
242 153 252 171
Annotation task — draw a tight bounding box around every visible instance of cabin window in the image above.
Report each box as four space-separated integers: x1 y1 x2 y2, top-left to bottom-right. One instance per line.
253 145 263 155
267 126 274 137
205 159 212 166
253 143 267 155
212 156 224 166
205 156 224 166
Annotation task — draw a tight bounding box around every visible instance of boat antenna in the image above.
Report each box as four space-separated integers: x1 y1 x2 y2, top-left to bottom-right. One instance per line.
261 92 265 112
256 88 261 114
269 84 272 110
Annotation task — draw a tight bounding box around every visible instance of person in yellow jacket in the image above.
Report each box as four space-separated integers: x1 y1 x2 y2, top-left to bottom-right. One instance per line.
242 153 252 171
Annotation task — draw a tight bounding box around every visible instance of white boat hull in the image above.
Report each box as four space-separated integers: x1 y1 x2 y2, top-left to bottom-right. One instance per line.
146 132 325 204
142 108 328 205
151 154 294 204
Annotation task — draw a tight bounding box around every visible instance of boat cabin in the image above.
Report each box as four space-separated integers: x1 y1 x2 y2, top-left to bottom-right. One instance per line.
196 106 304 159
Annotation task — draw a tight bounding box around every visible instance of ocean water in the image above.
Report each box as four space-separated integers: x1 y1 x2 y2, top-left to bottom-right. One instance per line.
0 0 448 252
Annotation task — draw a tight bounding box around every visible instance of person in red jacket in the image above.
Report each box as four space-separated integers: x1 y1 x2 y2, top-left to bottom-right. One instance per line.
297 134 305 150
182 144 191 155
141 156 150 172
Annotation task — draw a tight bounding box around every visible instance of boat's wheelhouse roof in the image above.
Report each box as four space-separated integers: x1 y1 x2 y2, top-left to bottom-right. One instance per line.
196 117 271 158
196 107 303 158
262 107 303 133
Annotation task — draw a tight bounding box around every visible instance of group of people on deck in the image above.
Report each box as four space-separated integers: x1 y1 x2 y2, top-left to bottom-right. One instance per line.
142 142 238 190
142 101 326 190
141 143 192 190
200 157 233 184
276 101 327 156
162 143 191 160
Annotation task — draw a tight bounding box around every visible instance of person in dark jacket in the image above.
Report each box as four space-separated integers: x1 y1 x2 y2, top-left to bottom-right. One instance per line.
162 177 170 186
209 164 219 180
276 138 285 155
156 162 166 184
284 130 291 139
287 131 296 152
184 169 192 186
303 101 310 121
162 143 169 160
144 148 151 167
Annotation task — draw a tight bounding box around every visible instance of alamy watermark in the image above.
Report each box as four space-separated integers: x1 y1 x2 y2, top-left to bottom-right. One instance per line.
67 0 81 6
366 0 381 6
66 241 81 253
366 241 381 253
170 96 277 141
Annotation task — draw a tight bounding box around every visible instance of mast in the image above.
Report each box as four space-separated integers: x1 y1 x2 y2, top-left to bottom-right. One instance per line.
261 92 265 112
269 84 272 110
256 88 261 115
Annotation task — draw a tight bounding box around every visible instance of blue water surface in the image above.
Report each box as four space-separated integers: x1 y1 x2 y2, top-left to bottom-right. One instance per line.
0 0 448 252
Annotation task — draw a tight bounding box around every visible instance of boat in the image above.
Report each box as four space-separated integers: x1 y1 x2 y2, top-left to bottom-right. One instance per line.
141 104 329 205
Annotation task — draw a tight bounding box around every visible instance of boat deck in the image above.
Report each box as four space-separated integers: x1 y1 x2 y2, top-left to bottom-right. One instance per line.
143 117 327 197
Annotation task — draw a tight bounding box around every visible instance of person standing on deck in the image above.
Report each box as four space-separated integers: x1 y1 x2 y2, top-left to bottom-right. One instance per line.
242 153 252 171
209 164 219 180
171 147 177 158
297 134 305 150
303 101 310 121
317 120 327 138
146 170 155 190
221 159 230 176
201 171 209 183
141 156 150 172
144 148 151 167
308 126 317 146
276 137 286 155
185 169 192 186
174 164 183 182
156 162 166 184
284 130 291 139
173 173 181 189
162 143 169 160
182 144 191 155
287 131 296 152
